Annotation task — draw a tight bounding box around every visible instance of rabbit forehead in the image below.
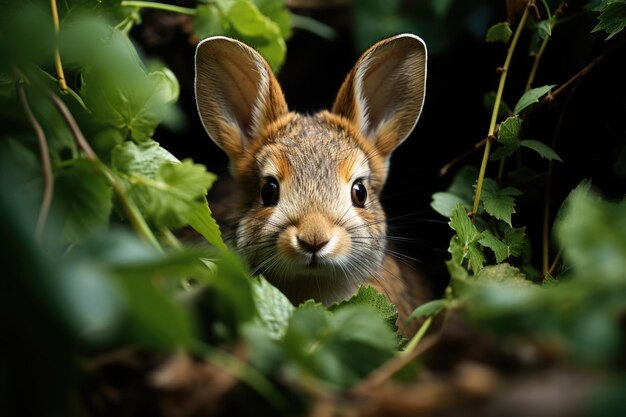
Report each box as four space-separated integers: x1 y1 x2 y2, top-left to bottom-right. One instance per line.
256 115 372 183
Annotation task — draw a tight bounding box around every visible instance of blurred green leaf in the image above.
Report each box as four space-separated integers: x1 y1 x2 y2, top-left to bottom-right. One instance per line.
52 158 112 243
80 28 179 142
431 192 467 217
513 84 556 114
282 304 396 388
407 298 447 321
194 4 226 38
330 285 398 331
556 191 626 282
537 19 552 39
485 21 512 43
498 115 522 144
253 275 295 340
592 0 626 40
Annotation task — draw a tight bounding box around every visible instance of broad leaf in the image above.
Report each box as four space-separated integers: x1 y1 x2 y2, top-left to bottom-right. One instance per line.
252 275 294 340
431 192 467 217
520 140 563 162
52 159 112 243
592 1 626 40
480 179 521 227
330 285 398 331
407 299 447 321
485 22 512 43
513 85 556 114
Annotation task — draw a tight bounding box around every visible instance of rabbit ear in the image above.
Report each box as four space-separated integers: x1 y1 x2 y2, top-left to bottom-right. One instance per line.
195 36 288 160
332 34 427 157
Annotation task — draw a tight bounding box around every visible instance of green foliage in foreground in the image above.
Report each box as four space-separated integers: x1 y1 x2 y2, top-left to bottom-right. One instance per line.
1 0 626 416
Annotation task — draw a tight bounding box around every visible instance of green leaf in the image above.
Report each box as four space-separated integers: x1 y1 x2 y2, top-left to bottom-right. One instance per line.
481 178 520 227
490 115 523 161
537 19 552 39
504 226 526 258
556 190 626 282
254 0 292 38
194 4 226 38
431 192 467 217
252 275 294 340
282 304 396 387
407 299 447 321
188 201 227 249
449 204 484 273
80 29 179 142
553 179 592 236
474 263 533 287
479 230 509 263
52 159 112 244
226 0 286 72
520 139 563 162
330 285 398 331
485 22 512 43
213 250 257 324
498 115 522 144
592 1 626 40
513 84 556 114
112 141 216 229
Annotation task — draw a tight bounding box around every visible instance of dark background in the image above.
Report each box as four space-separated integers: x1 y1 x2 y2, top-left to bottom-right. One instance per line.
134 1 626 295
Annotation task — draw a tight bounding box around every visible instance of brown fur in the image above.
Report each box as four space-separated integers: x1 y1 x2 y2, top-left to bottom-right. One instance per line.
195 35 428 336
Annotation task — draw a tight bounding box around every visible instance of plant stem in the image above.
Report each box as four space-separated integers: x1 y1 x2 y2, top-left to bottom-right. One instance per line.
46 89 162 251
471 1 533 217
439 138 487 177
526 1 567 91
17 83 53 242
120 1 197 15
49 0 68 93
402 316 433 355
290 13 337 40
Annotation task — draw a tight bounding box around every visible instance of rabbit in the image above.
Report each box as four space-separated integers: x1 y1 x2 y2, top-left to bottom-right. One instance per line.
195 34 429 335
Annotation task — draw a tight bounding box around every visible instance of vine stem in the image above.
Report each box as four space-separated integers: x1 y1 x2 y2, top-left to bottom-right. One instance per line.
402 316 433 356
526 1 568 91
49 0 68 93
17 83 54 242
120 1 197 15
45 89 162 251
472 2 533 217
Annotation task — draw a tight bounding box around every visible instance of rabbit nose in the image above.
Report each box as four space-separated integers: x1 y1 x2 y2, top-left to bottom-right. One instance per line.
297 237 329 254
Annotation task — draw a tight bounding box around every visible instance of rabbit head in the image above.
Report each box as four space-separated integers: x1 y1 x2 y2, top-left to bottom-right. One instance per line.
195 34 426 305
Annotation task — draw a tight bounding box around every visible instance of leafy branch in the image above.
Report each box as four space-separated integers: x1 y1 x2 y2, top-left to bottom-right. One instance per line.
472 1 533 218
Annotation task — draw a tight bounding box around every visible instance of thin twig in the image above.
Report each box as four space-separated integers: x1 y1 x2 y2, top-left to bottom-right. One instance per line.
536 42 623 110
439 138 487 177
17 83 54 242
120 0 197 15
526 1 568 91
472 1 534 217
49 0 68 93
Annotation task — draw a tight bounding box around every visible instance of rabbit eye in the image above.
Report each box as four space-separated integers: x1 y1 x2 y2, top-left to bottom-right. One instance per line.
261 177 279 206
351 180 367 208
